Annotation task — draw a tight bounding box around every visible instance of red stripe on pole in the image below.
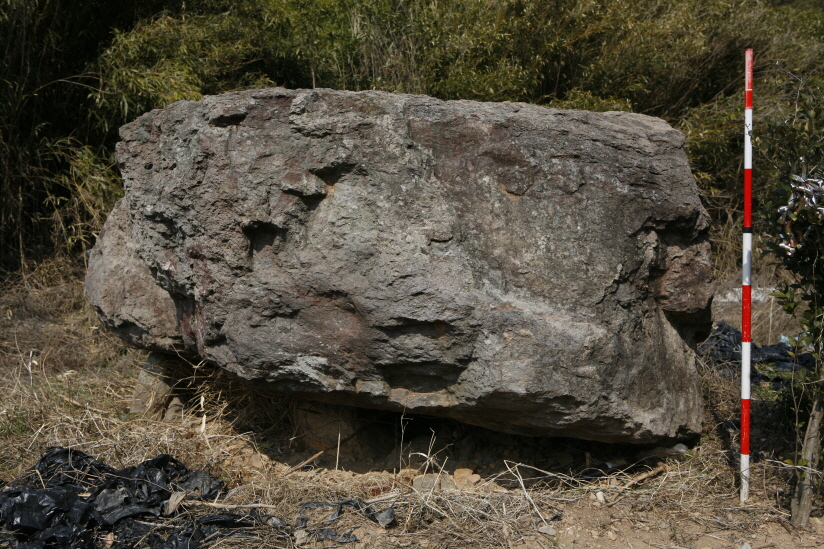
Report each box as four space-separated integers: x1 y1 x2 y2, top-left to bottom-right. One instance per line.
741 398 751 455
743 169 752 227
742 284 752 342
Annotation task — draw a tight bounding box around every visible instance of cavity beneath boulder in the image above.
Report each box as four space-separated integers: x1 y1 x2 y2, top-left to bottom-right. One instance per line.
86 88 712 444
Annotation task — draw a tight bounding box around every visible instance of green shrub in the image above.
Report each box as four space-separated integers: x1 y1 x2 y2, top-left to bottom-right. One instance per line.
757 90 824 526
3 0 824 274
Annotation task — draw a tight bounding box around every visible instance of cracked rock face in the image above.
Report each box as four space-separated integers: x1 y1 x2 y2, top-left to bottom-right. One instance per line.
86 88 712 443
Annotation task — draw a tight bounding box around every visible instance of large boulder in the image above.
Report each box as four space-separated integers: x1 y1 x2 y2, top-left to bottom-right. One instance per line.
87 88 712 444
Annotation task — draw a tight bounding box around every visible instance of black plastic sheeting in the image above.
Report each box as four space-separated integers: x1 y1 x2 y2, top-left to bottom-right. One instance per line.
0 448 228 549
300 499 395 529
698 321 814 378
0 448 395 548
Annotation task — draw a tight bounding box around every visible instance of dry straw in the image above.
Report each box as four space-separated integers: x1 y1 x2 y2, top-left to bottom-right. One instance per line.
0 263 814 547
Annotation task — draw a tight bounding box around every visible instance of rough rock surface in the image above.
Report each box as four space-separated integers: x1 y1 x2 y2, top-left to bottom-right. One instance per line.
87 88 713 444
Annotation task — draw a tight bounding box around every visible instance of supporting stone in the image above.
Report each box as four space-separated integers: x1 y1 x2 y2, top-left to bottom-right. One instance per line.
129 352 182 421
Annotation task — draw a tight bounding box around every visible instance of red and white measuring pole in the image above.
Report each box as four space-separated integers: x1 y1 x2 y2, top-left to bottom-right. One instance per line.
741 48 754 503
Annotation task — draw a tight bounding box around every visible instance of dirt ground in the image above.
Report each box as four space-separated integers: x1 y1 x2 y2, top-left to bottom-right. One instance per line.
1 264 823 548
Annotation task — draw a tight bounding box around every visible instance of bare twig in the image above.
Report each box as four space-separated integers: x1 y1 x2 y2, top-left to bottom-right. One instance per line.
282 450 326 477
607 462 667 506
504 460 548 525
59 394 108 414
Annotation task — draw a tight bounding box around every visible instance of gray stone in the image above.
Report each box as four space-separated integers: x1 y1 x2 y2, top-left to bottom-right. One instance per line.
538 525 557 536
163 395 186 423
129 353 177 418
412 473 457 492
128 352 189 422
87 88 713 444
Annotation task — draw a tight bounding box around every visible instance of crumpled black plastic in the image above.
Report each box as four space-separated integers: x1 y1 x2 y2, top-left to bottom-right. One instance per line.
144 524 218 549
0 448 225 548
301 497 395 528
1 448 389 548
108 517 226 549
93 454 224 525
698 321 814 377
316 527 358 543
0 485 100 549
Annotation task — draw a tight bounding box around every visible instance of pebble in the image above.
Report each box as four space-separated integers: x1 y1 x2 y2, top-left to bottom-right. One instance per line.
412 473 457 491
294 529 309 546
538 525 557 536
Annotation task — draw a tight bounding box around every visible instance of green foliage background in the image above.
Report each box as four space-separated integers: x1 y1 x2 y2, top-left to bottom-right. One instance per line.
2 0 824 273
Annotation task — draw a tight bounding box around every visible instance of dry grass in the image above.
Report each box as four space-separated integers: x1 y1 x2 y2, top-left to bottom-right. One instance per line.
712 261 800 348
1 258 822 548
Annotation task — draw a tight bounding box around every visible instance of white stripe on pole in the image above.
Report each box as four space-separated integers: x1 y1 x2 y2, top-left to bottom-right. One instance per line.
745 110 753 167
743 233 752 285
